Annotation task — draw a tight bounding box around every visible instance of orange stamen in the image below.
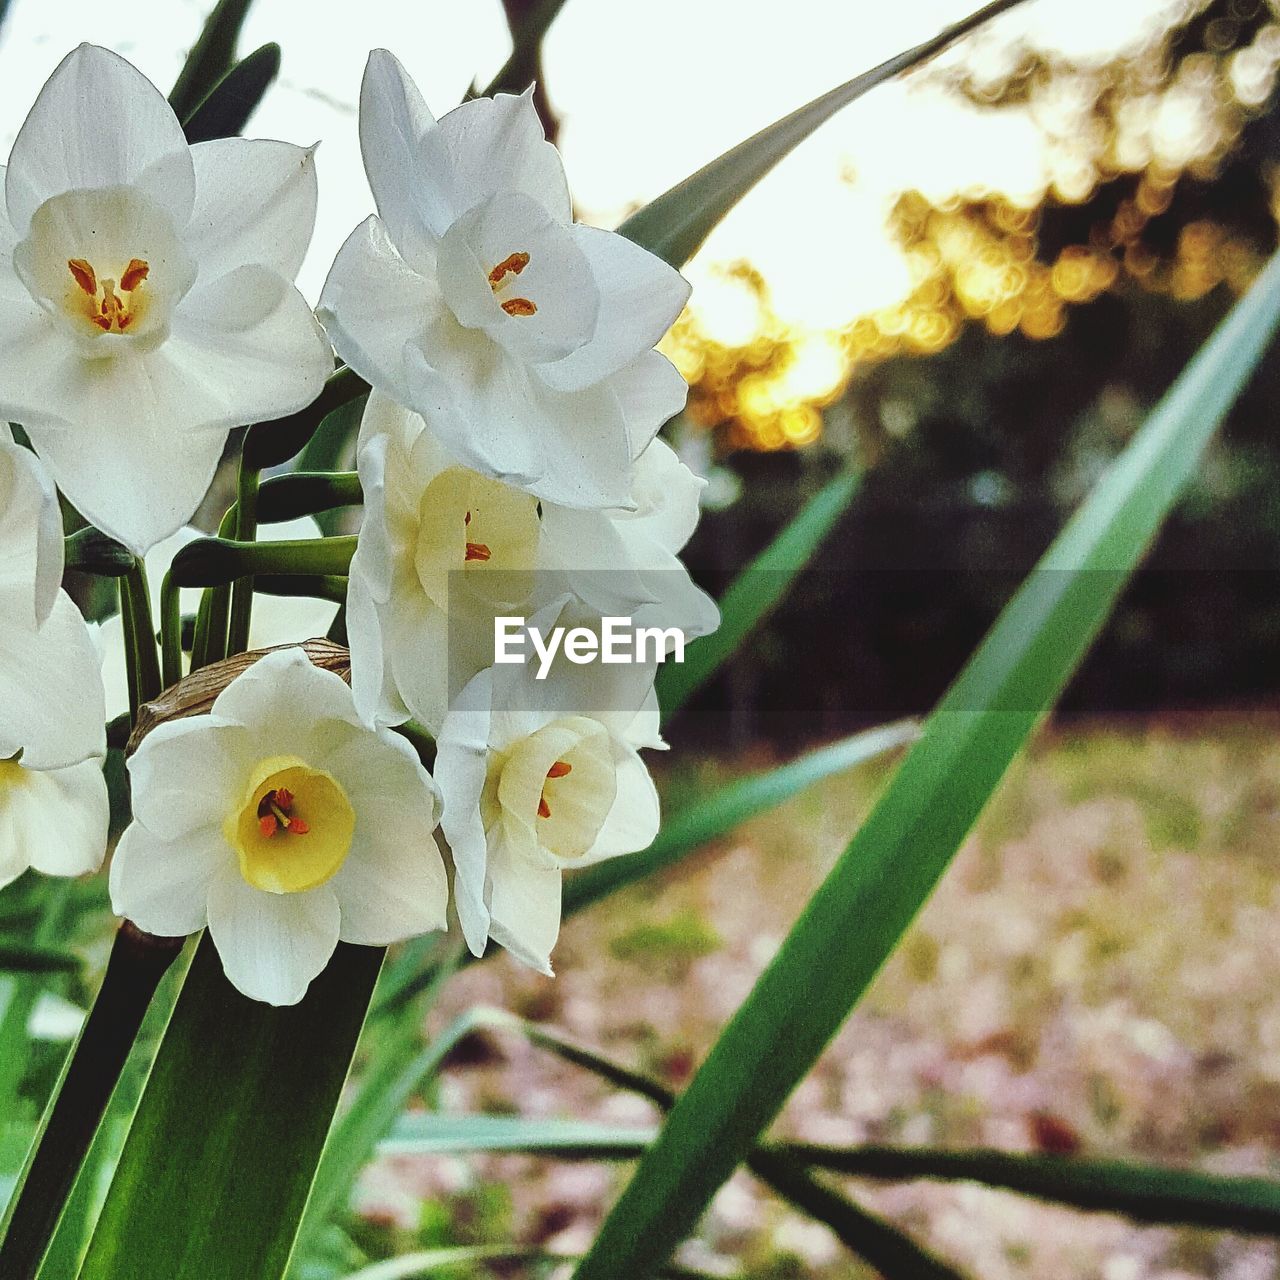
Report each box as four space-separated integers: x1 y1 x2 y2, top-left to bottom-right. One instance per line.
465 542 492 562
500 297 537 317
67 258 97 295
538 796 551 818
256 787 309 837
119 258 149 291
488 251 530 287
546 761 572 779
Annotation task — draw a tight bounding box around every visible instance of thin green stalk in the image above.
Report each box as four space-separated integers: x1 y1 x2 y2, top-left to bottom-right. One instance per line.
123 560 161 704
190 506 238 671
117 581 140 723
227 460 260 656
0 926 184 1280
159 572 183 691
172 536 358 589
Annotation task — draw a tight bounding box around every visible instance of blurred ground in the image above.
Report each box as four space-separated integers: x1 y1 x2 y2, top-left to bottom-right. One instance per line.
358 711 1280 1280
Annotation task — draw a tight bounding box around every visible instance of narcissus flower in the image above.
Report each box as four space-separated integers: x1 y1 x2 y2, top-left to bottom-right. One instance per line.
318 50 691 510
99 516 341 718
435 604 663 973
0 432 108 887
347 393 718 734
110 648 447 1006
0 44 333 554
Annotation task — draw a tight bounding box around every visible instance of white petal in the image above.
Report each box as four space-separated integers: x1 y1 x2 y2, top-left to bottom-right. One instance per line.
584 745 660 861
6 45 195 236
187 139 317 283
98 612 131 723
435 669 496 957
352 428 396 605
418 346 633 509
0 758 108 887
383 592 453 735
323 729 447 944
126 713 249 838
485 833 561 975
436 193 598 364
359 50 442 266
318 216 444 409
346 554 408 729
538 226 691 391
0 430 62 627
108 819 226 936
612 350 690 458
423 90 571 229
212 646 361 738
164 264 333 427
206 870 340 1006
24 402 226 557
0 591 105 770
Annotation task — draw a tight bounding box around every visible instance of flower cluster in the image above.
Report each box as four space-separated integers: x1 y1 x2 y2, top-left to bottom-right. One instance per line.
0 45 715 1004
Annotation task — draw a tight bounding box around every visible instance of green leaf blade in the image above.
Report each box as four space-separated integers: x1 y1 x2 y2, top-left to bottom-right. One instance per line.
657 467 860 718
77 939 382 1280
619 0 1031 267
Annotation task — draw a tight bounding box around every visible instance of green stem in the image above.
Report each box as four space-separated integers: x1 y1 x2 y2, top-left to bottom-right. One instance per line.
62 529 132 577
123 560 162 704
255 470 362 523
0 925 184 1280
159 571 183 690
118 580 140 723
227 461 260 656
190 507 238 672
172 536 358 588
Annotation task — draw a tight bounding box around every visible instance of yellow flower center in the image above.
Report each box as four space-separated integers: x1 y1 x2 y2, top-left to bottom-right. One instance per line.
0 757 27 792
490 717 617 866
225 755 355 894
66 255 150 333
414 466 539 609
488 250 536 316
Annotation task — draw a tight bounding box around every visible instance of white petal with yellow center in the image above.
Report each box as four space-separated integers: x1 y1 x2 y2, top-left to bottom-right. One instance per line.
492 715 616 867
112 649 447 1006
14 186 195 353
225 754 355 895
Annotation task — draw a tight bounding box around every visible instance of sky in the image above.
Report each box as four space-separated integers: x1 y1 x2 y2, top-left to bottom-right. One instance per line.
0 0 1203 320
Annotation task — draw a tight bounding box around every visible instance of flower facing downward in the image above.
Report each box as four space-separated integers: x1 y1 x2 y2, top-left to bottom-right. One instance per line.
0 44 333 553
110 648 448 1006
435 603 663 974
0 431 108 888
318 50 692 510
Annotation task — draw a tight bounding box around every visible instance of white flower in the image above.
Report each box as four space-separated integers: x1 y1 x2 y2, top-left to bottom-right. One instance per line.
99 516 341 718
110 647 447 1006
318 50 691 511
0 430 108 888
347 392 718 735
435 602 663 974
0 44 333 554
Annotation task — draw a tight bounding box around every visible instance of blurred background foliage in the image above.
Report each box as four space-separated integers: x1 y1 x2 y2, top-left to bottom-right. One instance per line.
657 0 1280 746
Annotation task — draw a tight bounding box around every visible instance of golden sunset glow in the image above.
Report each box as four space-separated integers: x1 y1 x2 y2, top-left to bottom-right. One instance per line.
662 2 1280 450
